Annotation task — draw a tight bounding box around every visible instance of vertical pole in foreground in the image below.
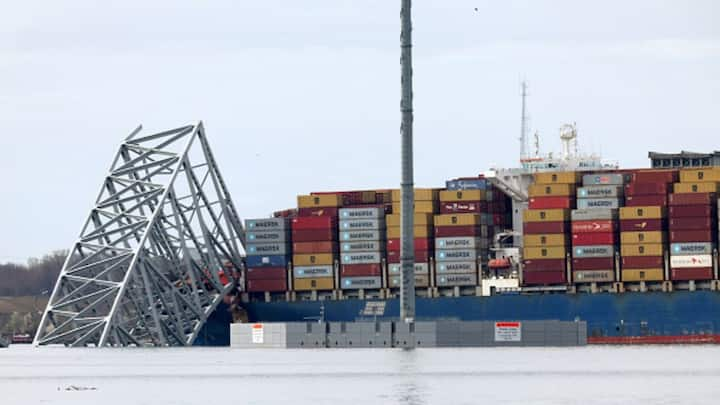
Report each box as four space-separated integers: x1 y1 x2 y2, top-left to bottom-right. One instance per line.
400 0 416 325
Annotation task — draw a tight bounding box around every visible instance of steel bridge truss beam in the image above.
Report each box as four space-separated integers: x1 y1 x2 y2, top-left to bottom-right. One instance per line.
34 122 245 347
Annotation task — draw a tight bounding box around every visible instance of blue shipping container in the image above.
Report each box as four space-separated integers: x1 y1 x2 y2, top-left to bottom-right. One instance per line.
446 179 487 190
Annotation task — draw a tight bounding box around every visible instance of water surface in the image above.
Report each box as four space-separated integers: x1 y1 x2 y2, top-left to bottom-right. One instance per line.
1 345 718 404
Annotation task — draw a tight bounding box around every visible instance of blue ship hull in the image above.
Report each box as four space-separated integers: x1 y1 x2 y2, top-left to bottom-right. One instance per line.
242 291 720 341
197 291 720 345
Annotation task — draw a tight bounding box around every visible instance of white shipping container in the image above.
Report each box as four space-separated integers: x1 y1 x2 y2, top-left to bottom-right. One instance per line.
670 255 712 268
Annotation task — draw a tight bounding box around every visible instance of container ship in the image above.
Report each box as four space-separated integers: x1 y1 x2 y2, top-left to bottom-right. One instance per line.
195 126 720 346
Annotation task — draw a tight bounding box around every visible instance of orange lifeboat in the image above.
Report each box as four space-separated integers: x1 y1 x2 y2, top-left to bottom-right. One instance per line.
488 258 511 269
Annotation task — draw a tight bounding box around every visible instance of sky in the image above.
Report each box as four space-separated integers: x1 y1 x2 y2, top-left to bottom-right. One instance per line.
1 0 719 262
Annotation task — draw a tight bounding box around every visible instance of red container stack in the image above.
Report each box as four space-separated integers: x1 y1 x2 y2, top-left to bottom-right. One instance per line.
292 194 343 291
521 172 577 286
668 191 717 281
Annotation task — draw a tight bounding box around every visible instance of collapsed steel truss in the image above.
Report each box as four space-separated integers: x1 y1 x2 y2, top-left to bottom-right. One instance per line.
34 122 245 347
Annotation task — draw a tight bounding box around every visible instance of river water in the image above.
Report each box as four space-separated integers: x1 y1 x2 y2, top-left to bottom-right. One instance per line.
1 344 719 404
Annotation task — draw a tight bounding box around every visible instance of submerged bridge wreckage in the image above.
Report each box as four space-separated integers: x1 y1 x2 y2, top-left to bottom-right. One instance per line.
34 123 245 347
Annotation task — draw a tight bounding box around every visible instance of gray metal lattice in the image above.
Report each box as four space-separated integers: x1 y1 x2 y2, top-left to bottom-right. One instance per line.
34 122 245 347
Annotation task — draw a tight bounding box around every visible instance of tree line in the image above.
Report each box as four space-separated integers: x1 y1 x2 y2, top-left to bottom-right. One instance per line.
0 251 67 296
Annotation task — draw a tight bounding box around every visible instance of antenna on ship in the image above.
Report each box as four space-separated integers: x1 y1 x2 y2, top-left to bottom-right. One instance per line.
399 0 416 330
519 81 529 160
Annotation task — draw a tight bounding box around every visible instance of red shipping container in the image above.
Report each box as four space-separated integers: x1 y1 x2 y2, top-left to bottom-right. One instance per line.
668 192 716 206
572 220 616 234
435 225 483 237
387 238 432 251
247 279 287 292
297 207 339 217
625 182 668 196
387 250 430 263
625 195 667 207
619 219 664 232
246 267 286 281
292 216 337 230
572 257 615 271
668 217 715 231
523 270 567 285
523 258 566 272
571 232 616 245
341 263 382 277
440 201 486 214
669 230 715 243
528 196 575 209
293 241 337 254
668 205 714 218
631 170 678 184
523 221 569 234
622 256 663 269
273 208 297 218
670 267 713 281
292 229 337 242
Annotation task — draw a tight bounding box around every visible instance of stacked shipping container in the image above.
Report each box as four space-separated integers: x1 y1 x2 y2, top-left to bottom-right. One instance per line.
245 218 290 292
669 168 719 281
292 194 342 291
522 172 577 285
387 188 438 288
339 206 385 290
435 206 484 287
619 170 676 282
571 173 624 283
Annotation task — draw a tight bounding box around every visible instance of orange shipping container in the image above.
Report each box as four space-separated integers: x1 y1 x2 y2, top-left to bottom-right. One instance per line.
673 182 719 194
293 253 334 266
621 269 664 282
434 214 482 227
297 194 343 208
523 209 570 223
528 184 576 197
533 172 580 185
293 277 334 291
439 190 485 202
293 241 337 254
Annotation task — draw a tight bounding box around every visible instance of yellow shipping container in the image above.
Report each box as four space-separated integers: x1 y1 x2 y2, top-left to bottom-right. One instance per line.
293 253 334 266
619 231 666 244
524 234 568 247
297 194 343 208
533 172 580 185
391 188 438 202
528 184 576 197
620 243 664 257
439 190 485 202
621 269 664 282
390 201 438 214
375 190 393 203
679 168 720 183
387 226 432 239
360 191 377 204
619 206 665 220
522 209 570 223
386 213 434 227
523 247 567 260
434 214 481 227
293 277 335 291
673 182 719 194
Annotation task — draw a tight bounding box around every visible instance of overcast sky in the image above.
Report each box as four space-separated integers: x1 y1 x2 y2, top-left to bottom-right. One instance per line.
2 1 719 262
